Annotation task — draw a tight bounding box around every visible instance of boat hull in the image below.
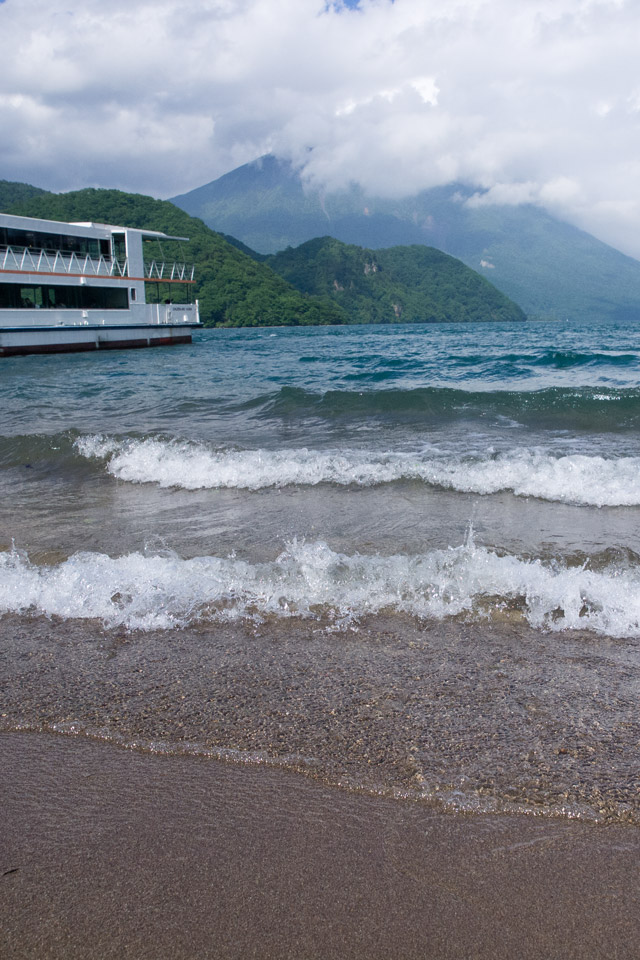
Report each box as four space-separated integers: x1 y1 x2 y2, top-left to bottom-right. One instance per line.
0 323 200 357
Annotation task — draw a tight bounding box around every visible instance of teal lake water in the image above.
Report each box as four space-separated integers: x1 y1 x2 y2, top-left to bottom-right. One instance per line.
1 320 639 823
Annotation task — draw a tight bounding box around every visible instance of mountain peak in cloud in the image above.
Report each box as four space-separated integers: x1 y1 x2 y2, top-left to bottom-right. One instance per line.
172 155 640 324
1 0 639 257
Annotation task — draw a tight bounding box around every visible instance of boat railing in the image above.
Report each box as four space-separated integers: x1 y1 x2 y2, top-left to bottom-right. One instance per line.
1 245 196 284
0 245 129 277
144 261 195 282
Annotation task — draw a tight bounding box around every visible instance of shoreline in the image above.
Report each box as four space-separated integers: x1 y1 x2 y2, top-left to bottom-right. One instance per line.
2 731 639 960
2 613 638 825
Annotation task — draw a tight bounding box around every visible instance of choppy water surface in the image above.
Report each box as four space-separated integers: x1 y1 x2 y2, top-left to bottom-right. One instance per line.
1 321 640 822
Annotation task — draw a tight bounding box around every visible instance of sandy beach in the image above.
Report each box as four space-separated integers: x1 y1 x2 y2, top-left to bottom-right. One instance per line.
2 731 639 960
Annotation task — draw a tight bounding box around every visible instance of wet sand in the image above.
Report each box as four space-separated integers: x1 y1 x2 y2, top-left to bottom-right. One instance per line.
2 613 639 823
1 732 639 960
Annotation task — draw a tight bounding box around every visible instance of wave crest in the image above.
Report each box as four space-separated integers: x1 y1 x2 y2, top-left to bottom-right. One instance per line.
76 435 640 506
2 535 639 636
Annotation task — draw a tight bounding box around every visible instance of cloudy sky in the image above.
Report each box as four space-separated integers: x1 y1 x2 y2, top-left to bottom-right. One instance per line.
1 0 640 257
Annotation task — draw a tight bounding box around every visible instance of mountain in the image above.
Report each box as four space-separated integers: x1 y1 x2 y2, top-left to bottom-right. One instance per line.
1 180 525 327
172 155 640 322
0 183 347 327
266 237 525 324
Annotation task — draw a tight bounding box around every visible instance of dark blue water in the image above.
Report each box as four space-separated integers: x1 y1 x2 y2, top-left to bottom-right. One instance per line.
1 320 640 823
3 322 640 442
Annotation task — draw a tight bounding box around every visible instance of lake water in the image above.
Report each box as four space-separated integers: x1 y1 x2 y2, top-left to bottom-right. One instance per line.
1 321 639 823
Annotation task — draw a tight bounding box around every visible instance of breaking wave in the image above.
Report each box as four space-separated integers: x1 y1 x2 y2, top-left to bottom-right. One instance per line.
75 435 640 507
2 534 639 636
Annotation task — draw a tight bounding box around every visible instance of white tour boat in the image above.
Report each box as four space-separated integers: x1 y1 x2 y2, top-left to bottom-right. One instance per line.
0 212 201 356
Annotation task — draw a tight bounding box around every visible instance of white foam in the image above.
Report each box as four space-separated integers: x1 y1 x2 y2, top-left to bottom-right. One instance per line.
420 451 640 507
75 435 423 491
75 436 640 507
2 535 639 637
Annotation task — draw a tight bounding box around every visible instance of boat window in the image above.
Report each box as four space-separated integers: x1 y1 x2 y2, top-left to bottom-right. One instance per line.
0 226 111 260
111 233 127 264
20 285 43 308
0 282 129 310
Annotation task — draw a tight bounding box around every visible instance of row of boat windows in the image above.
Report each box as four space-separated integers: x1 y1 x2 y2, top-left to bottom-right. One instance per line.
0 227 113 260
0 283 130 310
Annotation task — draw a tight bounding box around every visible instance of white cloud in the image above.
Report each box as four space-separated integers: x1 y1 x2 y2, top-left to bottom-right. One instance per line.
0 0 639 256
466 183 539 208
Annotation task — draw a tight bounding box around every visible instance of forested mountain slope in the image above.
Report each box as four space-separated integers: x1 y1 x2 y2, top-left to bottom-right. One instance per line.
267 237 526 324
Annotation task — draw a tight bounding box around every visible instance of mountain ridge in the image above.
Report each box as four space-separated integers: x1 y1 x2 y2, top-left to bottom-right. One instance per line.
172 155 640 323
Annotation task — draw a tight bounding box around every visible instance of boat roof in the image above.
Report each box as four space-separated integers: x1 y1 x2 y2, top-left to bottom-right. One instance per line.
0 212 189 243
72 223 191 243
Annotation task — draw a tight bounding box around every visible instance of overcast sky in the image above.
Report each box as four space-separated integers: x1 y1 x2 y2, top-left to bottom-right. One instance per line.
1 0 640 257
